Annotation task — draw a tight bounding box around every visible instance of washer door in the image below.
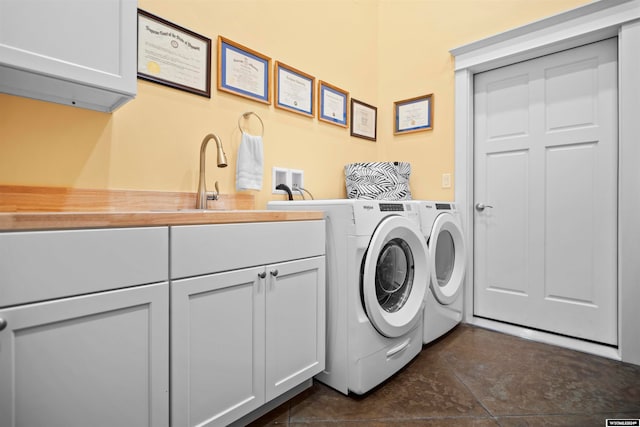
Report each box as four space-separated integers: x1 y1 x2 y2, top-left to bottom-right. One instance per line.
428 212 466 305
362 216 428 338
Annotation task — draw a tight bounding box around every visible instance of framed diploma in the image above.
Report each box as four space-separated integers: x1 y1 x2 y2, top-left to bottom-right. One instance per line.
318 81 349 127
137 9 211 98
274 61 315 117
350 99 377 141
394 94 434 134
218 36 271 104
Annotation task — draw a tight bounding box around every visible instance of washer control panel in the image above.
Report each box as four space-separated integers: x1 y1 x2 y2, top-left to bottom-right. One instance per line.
379 203 405 212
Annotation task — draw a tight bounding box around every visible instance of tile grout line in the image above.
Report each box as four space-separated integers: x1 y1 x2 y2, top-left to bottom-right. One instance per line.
434 342 500 423
451 368 500 423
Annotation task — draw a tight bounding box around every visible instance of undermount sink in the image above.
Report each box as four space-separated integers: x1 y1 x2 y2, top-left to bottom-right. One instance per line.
149 208 230 213
178 208 226 212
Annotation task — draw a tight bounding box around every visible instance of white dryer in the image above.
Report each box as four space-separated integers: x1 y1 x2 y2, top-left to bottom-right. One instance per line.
412 201 467 344
267 199 428 395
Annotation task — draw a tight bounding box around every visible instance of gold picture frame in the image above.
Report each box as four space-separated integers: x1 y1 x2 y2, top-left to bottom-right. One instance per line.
217 36 272 104
394 94 434 134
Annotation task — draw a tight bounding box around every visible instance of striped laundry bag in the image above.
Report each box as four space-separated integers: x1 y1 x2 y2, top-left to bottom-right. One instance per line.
344 162 412 200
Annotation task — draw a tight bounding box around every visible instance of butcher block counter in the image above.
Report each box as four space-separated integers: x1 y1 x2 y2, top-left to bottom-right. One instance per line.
0 209 324 231
0 185 323 230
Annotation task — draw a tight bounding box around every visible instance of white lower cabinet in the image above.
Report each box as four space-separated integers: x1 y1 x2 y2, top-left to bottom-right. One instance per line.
0 284 170 427
171 256 325 427
172 266 266 427
0 221 325 427
264 257 325 402
0 227 170 427
170 221 326 427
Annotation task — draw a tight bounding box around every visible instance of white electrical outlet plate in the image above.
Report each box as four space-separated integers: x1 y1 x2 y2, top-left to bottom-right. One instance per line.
442 173 452 188
290 169 304 191
272 167 289 194
272 167 305 195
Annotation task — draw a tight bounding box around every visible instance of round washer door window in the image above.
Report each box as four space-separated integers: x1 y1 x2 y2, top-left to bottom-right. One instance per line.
376 238 414 313
435 230 455 286
362 215 428 338
429 213 466 305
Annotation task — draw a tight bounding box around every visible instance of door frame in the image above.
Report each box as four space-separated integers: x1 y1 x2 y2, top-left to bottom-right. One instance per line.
451 0 640 365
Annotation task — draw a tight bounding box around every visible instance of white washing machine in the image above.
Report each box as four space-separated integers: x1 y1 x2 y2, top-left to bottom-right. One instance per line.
412 201 467 344
267 199 429 395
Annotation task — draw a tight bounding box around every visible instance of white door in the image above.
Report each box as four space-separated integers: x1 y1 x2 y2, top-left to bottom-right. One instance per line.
473 38 618 345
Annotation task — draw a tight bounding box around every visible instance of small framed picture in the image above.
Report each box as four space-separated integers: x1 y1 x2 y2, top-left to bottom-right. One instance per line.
394 94 434 134
274 61 315 117
137 9 212 98
350 99 377 141
217 36 271 104
318 81 349 127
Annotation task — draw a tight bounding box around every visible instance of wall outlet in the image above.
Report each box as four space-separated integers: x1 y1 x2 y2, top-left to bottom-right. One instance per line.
272 167 305 195
272 167 289 194
290 169 304 191
442 173 452 189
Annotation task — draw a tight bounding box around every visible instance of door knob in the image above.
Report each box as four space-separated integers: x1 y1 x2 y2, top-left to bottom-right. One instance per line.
475 203 494 211
258 271 266 279
270 269 279 277
0 318 7 332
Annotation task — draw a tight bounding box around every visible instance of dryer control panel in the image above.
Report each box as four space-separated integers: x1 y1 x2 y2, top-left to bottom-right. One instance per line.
379 203 406 212
435 203 454 210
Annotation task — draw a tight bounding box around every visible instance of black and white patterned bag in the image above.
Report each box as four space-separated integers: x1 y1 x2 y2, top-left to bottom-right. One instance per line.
345 162 412 200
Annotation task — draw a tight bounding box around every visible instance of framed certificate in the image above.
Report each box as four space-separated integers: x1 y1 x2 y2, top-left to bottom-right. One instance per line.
137 9 211 98
394 94 434 134
350 98 377 141
318 81 349 127
217 36 271 104
274 61 315 117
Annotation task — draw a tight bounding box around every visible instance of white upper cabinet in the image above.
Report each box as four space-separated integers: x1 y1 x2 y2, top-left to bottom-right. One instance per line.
0 0 137 112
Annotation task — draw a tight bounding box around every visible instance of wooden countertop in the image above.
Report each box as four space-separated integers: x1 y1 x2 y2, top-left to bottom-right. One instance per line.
0 210 324 231
0 185 323 231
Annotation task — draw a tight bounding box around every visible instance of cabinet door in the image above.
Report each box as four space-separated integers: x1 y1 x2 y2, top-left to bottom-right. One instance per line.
265 256 326 401
0 0 136 111
0 227 169 307
171 267 266 427
0 283 169 427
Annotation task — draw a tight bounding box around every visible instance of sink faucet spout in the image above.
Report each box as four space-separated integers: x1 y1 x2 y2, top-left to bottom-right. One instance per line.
196 133 228 209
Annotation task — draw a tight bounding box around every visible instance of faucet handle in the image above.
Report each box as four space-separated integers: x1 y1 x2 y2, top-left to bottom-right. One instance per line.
207 181 220 201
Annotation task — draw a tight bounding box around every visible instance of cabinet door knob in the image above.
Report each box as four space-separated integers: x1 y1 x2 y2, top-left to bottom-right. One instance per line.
270 269 279 277
258 272 267 279
0 318 7 332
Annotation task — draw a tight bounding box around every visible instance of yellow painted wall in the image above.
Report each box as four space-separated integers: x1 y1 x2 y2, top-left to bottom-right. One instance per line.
0 0 590 208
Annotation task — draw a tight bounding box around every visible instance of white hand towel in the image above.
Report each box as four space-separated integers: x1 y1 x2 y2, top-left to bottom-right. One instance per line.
236 132 264 191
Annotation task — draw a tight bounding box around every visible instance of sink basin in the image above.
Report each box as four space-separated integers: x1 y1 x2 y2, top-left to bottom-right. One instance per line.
150 209 229 213
178 209 225 212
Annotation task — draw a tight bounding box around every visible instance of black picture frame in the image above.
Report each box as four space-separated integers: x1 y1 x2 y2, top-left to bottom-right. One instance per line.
137 9 212 98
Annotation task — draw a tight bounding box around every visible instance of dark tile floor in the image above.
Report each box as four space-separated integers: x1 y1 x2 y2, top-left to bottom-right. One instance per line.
248 324 640 426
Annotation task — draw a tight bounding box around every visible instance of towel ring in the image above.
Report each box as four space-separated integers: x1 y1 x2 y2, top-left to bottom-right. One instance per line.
238 111 264 137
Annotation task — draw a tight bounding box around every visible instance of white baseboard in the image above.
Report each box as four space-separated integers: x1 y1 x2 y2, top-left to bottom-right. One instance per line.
468 317 621 361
